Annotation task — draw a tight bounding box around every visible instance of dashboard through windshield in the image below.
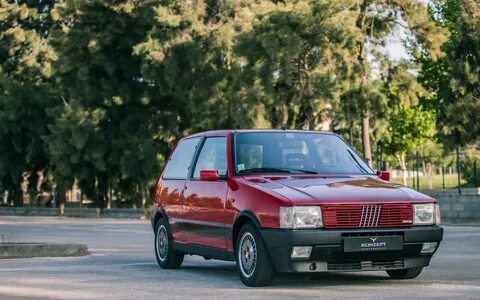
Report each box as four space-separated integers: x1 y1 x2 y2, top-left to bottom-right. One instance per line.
233 132 373 175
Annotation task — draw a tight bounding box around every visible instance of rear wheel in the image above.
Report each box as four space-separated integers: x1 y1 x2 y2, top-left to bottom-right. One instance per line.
387 267 423 279
154 218 184 269
236 223 275 287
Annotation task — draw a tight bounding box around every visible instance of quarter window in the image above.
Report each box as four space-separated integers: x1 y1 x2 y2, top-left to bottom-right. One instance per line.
162 137 201 179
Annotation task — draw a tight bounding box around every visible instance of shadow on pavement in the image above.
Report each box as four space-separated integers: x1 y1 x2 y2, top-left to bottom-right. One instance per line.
146 259 396 288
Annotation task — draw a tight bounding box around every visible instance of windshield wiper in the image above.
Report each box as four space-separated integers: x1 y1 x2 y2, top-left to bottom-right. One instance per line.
238 167 318 174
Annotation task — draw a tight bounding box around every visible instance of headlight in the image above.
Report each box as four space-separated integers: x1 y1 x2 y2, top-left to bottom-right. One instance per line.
280 206 323 229
414 203 437 225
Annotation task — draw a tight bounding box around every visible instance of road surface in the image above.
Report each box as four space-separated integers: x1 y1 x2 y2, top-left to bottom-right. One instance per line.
0 216 479 299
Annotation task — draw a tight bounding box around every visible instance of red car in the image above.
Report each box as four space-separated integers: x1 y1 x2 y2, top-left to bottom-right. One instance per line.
151 130 442 286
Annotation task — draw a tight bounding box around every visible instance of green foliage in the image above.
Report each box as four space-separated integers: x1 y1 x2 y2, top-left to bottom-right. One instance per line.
383 63 435 163
135 0 263 135
459 151 480 187
0 0 476 206
385 106 435 156
0 0 57 83
48 0 160 202
0 1 57 199
420 0 480 147
235 0 360 129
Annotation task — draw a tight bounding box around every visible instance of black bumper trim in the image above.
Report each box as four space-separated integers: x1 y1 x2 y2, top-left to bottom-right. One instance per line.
260 226 443 273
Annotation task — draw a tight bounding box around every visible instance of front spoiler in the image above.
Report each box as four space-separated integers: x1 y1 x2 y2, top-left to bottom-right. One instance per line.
260 226 443 273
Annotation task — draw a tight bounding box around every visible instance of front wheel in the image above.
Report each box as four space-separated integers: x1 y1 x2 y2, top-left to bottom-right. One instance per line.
387 267 423 279
154 218 184 269
236 223 276 287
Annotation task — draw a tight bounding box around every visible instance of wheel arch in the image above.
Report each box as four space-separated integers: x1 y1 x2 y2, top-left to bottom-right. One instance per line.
152 207 168 230
232 211 262 250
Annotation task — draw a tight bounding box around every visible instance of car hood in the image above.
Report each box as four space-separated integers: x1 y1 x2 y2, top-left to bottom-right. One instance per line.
241 175 434 205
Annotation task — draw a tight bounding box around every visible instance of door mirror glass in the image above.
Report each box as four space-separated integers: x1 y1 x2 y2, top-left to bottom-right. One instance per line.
200 169 220 181
377 171 390 181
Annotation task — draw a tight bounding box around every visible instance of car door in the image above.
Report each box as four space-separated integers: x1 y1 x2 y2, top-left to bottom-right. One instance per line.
182 136 229 250
157 137 202 242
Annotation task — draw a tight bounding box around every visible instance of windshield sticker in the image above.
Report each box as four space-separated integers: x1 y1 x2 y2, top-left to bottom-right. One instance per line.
237 164 245 171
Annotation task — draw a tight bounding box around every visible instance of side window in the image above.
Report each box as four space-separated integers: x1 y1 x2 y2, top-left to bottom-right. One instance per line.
162 137 201 179
193 137 227 179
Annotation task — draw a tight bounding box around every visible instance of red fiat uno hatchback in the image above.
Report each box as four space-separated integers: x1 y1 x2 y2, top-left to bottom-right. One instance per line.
151 130 442 286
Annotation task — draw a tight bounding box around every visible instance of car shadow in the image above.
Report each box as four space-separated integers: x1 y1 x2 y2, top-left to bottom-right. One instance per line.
273 272 391 288
157 259 394 288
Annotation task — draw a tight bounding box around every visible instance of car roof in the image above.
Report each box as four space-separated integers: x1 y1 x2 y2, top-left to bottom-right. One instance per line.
183 129 337 139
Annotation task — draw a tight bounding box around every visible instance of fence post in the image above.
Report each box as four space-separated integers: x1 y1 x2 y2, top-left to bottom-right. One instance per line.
442 165 445 189
456 146 461 194
412 163 415 189
376 142 381 171
474 160 477 188
416 152 420 191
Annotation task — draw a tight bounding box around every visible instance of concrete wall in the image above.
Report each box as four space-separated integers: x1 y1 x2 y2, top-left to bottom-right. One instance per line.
424 188 480 221
0 207 146 219
2 189 480 222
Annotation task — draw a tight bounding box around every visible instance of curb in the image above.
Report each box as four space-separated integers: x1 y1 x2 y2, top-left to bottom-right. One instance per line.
0 243 89 259
0 207 147 219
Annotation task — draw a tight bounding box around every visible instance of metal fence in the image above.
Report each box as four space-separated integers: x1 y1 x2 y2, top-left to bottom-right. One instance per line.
376 146 479 191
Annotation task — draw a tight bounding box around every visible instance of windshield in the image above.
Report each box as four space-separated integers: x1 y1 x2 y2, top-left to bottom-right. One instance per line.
234 132 373 175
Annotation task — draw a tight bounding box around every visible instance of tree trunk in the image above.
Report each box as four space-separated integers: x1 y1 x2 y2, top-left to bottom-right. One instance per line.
356 0 372 167
95 174 108 216
297 105 313 130
398 153 408 186
361 108 372 167
12 187 23 207
56 181 66 216
427 162 433 189
349 123 354 145
141 186 147 209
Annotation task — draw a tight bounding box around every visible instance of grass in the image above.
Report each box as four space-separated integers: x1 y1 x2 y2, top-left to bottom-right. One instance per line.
391 173 467 190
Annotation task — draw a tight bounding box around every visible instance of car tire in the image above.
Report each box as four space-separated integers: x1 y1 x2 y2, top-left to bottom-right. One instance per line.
154 218 184 269
236 223 276 287
386 267 423 279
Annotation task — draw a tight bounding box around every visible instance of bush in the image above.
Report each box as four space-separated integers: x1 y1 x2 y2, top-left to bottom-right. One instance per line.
459 152 480 187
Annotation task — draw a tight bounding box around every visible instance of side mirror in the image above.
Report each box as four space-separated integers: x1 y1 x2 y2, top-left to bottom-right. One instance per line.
200 169 220 181
377 171 390 181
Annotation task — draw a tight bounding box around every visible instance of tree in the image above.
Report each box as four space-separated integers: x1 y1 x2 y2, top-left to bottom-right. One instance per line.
383 63 435 185
0 73 54 205
134 0 265 138
420 0 480 147
350 0 448 166
234 0 361 130
48 0 159 209
0 0 58 206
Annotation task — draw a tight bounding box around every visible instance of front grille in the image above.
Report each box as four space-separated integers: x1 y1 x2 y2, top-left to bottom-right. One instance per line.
322 203 413 229
327 259 404 271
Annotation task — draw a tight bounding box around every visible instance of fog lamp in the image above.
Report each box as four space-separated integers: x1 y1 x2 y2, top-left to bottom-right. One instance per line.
291 246 313 259
421 242 438 254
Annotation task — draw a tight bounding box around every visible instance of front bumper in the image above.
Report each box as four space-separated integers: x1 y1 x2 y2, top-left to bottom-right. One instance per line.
260 226 443 273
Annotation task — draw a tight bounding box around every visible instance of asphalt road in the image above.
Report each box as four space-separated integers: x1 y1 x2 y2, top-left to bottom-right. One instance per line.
0 217 479 300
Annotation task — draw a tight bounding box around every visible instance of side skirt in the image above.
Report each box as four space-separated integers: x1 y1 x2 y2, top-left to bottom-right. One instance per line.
173 242 235 262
